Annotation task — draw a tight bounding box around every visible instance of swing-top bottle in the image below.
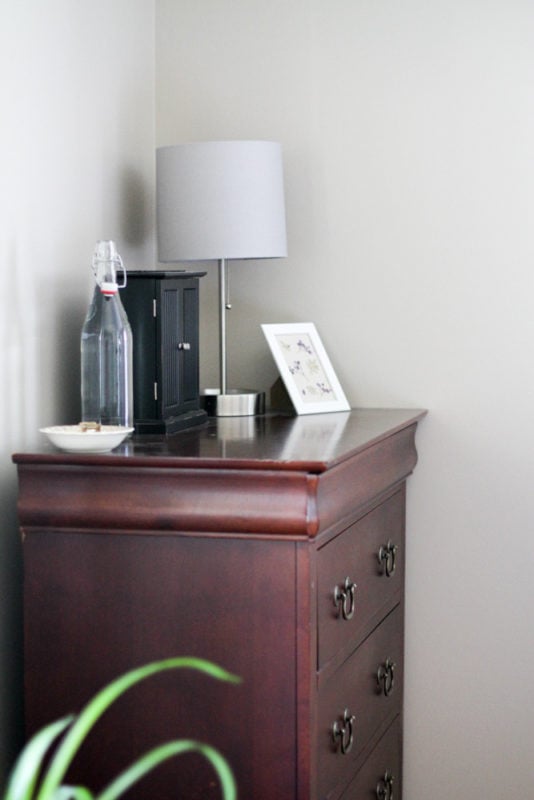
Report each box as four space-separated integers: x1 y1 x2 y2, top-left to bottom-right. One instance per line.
80 240 133 428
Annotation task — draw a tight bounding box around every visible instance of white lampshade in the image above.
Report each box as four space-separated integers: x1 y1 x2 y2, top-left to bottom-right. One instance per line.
156 140 287 262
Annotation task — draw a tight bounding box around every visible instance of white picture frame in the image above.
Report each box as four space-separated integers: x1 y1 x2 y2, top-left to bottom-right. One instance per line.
261 322 351 415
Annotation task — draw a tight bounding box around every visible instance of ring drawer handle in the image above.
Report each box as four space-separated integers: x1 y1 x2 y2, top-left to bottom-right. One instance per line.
333 577 357 620
376 770 395 799
376 658 396 697
377 540 397 577
332 708 356 754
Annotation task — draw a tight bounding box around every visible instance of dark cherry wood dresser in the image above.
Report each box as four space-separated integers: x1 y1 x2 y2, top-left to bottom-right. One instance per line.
14 408 425 799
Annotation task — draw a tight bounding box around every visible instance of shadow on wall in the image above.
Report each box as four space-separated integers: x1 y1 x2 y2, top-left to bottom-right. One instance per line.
0 241 87 786
56 293 86 425
0 238 32 781
0 475 24 787
121 166 151 249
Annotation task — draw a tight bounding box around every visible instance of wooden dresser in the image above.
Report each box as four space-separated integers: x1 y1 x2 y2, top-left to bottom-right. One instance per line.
14 408 424 799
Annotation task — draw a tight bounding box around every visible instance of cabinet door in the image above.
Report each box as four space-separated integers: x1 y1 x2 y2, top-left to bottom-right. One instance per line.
181 282 201 405
159 278 200 418
121 276 158 420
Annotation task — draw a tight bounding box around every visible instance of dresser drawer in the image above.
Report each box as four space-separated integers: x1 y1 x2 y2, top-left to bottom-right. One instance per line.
317 489 405 670
317 605 403 798
339 716 401 800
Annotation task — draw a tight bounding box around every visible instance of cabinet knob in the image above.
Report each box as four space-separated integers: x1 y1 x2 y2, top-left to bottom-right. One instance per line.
376 658 396 697
376 770 395 799
377 540 397 577
332 708 356 755
178 342 191 351
333 577 357 620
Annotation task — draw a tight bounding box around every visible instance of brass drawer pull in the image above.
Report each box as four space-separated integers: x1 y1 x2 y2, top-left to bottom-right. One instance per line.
378 541 397 577
332 708 356 754
333 577 357 620
376 770 395 799
376 658 396 696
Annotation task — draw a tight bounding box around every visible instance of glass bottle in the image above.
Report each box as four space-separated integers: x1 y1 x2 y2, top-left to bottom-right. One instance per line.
81 240 133 428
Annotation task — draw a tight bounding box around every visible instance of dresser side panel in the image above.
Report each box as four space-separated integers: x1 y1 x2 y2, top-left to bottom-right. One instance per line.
23 530 299 799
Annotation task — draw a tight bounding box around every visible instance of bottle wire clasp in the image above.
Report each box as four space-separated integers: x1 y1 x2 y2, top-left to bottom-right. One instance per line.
92 241 127 289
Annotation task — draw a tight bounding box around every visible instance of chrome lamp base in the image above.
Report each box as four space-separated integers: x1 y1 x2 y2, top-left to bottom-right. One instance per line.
200 389 266 417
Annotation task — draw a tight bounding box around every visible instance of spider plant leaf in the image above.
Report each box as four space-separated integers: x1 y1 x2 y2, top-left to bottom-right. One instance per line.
35 658 240 800
4 716 73 800
50 787 94 800
95 740 236 800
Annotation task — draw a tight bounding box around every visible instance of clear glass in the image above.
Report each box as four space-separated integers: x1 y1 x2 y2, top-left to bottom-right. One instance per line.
92 239 123 288
81 242 133 427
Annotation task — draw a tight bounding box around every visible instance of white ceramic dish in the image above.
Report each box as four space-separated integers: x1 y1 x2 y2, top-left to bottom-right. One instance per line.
40 425 134 453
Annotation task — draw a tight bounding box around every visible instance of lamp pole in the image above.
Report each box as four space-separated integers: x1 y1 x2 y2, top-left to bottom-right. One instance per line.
218 258 228 396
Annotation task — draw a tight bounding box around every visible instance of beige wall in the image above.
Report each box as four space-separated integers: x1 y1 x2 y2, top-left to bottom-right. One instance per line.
2 1 533 796
156 1 534 798
0 0 156 781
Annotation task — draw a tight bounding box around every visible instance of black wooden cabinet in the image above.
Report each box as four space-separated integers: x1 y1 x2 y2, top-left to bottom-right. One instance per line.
121 270 207 433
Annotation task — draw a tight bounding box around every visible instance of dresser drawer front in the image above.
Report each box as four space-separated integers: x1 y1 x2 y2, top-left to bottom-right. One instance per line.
317 489 405 670
317 605 403 798
340 716 402 800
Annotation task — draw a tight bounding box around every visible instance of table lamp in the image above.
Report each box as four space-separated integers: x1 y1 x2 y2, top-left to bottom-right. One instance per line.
156 140 287 416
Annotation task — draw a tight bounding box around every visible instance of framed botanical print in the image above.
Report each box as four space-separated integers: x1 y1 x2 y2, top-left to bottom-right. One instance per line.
261 322 350 415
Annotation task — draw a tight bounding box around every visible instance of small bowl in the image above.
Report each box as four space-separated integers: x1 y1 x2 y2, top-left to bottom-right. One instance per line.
40 425 134 453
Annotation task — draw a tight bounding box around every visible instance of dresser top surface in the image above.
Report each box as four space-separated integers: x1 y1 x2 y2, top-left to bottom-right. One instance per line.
13 408 425 474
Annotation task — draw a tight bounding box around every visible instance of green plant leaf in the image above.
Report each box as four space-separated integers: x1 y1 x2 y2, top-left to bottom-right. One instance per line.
96 740 237 800
35 658 240 800
50 787 94 800
4 717 73 800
